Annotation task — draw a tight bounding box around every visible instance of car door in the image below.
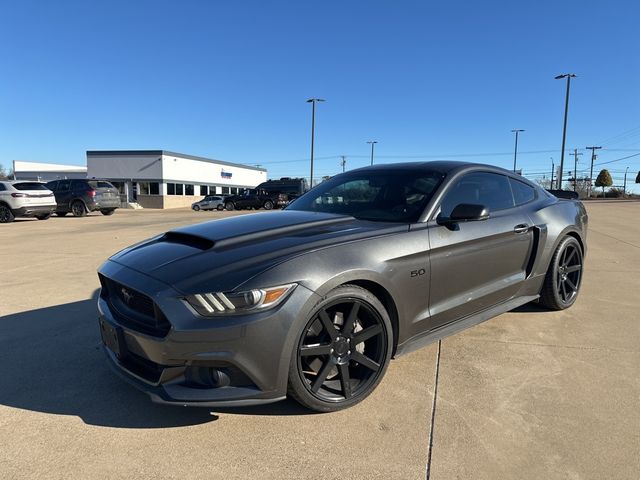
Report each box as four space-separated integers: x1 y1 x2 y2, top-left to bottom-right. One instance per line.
427 171 534 329
55 179 72 211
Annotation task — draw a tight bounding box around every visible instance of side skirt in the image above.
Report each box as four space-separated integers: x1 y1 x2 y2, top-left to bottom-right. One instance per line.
394 294 540 357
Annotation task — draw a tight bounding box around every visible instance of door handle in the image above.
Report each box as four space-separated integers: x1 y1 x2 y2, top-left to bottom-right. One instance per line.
513 224 530 234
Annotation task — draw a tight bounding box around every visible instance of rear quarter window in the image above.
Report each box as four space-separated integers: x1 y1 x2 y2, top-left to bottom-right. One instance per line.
509 178 537 205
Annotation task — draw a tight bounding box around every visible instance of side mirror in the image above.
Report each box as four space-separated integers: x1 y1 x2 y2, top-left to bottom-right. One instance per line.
437 203 490 226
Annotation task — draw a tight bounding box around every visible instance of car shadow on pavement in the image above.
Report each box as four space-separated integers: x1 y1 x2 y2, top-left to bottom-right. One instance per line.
0 293 312 427
0 294 218 428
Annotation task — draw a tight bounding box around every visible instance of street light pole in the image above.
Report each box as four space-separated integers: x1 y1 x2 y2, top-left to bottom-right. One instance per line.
340 155 347 173
624 166 629 197
367 141 378 166
306 98 325 188
550 157 554 189
555 73 576 189
511 129 525 172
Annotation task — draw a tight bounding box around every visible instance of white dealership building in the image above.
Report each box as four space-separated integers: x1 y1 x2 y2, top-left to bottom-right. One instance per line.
86 150 267 209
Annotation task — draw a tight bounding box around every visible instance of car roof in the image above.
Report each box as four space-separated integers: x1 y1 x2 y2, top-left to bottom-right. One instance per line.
345 161 540 187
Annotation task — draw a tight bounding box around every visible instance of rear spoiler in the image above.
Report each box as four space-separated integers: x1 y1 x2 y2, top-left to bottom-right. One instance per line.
546 189 579 200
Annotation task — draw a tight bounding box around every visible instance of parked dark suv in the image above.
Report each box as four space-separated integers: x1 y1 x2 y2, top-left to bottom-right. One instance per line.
46 179 120 217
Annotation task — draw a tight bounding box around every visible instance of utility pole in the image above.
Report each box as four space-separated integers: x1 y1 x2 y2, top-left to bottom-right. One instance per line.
571 149 583 192
555 73 577 189
623 166 629 197
585 146 602 198
367 141 378 166
550 157 555 189
306 98 325 188
511 129 525 172
340 156 347 173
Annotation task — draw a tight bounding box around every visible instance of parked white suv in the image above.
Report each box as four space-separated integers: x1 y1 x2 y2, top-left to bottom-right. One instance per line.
0 181 57 223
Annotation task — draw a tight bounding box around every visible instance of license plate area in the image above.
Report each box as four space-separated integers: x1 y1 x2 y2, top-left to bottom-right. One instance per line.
100 319 124 358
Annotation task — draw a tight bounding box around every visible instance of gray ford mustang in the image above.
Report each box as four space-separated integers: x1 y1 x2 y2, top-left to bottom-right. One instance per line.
97 161 587 412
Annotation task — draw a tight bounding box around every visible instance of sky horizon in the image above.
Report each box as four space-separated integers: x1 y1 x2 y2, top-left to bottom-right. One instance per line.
1 1 639 191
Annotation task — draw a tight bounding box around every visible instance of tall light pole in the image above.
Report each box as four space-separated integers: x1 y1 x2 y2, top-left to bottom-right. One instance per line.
511 129 525 173
571 149 582 192
340 155 347 172
550 157 555 189
306 98 325 188
367 140 378 166
623 166 629 197
555 73 577 189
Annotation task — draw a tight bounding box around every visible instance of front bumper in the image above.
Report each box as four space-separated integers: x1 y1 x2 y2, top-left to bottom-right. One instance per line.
97 260 316 407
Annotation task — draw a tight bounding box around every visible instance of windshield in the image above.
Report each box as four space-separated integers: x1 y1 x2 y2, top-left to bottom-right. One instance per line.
14 182 49 191
286 169 443 223
88 181 115 189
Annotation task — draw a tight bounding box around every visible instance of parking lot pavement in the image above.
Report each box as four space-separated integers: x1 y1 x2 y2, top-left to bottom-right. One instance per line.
0 203 638 479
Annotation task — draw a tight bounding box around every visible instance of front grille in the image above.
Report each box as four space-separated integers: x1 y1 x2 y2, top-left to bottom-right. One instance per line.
99 274 171 337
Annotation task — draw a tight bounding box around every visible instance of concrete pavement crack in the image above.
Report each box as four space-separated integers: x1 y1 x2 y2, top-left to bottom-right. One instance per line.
425 340 442 480
465 337 639 354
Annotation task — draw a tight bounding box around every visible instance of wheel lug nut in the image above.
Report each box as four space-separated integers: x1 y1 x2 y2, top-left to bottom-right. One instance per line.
347 350 351 355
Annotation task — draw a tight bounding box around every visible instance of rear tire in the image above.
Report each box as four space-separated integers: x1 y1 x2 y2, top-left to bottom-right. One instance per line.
539 236 583 310
193 205 201 211
216 204 224 211
36 214 51 220
71 200 87 217
263 200 274 210
225 202 235 211
287 285 393 412
0 204 14 223
101 209 115 216
56 211 67 217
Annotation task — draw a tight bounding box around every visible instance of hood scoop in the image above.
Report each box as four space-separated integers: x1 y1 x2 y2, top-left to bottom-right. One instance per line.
162 231 215 250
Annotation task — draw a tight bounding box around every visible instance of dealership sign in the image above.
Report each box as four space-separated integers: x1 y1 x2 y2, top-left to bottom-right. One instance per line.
221 170 233 179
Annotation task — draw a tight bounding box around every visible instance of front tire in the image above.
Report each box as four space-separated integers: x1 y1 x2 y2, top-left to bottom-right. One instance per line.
539 236 583 310
216 204 224 211
263 200 274 210
288 285 393 412
225 202 235 211
101 209 115 216
0 204 14 223
71 200 86 217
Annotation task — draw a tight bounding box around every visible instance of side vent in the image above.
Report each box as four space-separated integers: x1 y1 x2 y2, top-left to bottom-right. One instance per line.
162 231 215 250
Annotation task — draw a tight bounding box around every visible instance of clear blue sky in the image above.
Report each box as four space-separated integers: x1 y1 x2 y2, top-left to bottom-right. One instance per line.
1 0 639 190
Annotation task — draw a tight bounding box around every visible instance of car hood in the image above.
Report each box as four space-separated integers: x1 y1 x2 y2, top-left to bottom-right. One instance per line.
108 210 407 293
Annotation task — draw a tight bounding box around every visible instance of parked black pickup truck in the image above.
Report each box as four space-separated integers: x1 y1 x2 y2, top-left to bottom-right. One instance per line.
223 188 286 211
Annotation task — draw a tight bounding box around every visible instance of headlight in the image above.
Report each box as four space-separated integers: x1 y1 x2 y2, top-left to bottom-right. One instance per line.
185 283 297 316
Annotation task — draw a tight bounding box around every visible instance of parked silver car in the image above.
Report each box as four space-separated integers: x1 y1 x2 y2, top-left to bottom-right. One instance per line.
191 195 225 211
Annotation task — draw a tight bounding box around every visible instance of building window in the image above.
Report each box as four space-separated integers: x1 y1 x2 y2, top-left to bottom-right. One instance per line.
139 182 160 195
167 183 175 195
230 187 238 194
185 184 194 196
200 185 208 196
176 183 184 195
222 186 230 194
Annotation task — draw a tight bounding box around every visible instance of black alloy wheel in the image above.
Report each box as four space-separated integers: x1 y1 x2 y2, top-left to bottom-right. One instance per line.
71 200 86 217
263 200 274 210
288 285 392 412
0 204 14 223
540 236 583 310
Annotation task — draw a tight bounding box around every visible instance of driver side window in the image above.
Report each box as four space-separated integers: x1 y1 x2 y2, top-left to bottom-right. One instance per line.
440 172 514 217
